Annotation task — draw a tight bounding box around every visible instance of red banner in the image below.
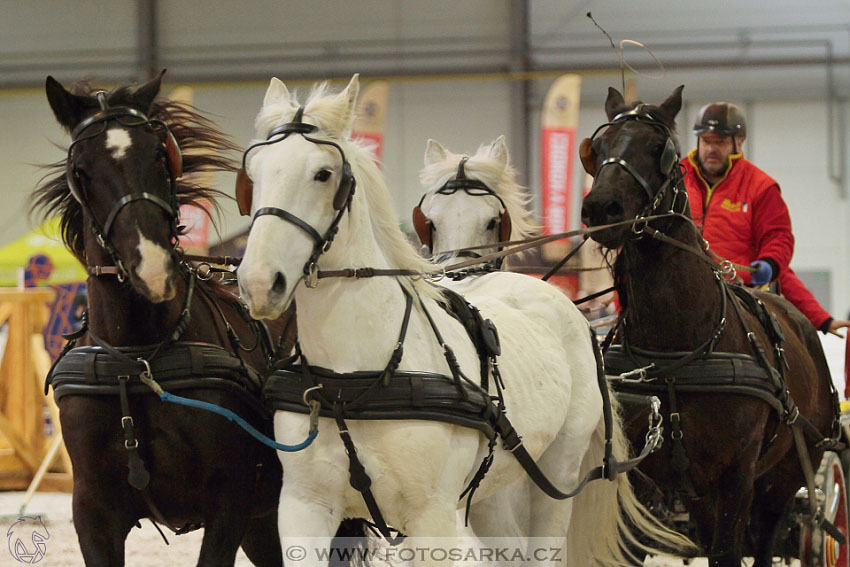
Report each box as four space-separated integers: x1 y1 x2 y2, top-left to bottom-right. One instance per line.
178 202 210 252
541 127 576 234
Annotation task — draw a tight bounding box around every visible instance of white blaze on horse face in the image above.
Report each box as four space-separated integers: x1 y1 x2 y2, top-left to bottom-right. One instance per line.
105 128 133 160
135 229 173 302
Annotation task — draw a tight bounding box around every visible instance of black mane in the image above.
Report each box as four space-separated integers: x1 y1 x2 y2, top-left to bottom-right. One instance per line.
31 79 239 263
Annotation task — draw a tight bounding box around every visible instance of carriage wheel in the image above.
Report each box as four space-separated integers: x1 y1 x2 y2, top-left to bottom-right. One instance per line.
801 451 850 567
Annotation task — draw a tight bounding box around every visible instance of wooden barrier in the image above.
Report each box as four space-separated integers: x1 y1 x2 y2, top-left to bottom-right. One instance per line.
0 288 72 492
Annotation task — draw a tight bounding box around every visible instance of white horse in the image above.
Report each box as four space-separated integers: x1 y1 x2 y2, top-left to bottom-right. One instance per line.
237 75 692 566
414 135 538 263
415 137 551 375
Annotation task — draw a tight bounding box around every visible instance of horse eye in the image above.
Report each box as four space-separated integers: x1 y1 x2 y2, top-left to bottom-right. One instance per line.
314 170 332 182
486 218 498 230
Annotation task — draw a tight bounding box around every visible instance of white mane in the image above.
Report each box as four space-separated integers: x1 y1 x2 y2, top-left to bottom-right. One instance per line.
419 141 539 241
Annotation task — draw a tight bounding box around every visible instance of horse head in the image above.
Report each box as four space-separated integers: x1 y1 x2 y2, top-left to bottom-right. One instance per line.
237 75 362 319
580 85 686 249
415 135 538 261
45 72 182 302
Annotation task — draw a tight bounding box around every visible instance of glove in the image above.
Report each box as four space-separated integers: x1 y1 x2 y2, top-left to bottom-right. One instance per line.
749 260 773 286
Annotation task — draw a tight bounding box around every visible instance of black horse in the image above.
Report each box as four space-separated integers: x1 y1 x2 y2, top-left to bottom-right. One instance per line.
33 72 293 566
580 86 844 566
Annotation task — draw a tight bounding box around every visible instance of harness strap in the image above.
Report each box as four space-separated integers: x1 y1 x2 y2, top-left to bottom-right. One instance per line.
665 378 697 497
621 274 728 378
492 328 661 500
317 267 422 280
332 404 403 545
540 235 588 282
118 376 179 535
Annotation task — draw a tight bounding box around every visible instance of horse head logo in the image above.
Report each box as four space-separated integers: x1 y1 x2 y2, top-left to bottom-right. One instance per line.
6 516 50 564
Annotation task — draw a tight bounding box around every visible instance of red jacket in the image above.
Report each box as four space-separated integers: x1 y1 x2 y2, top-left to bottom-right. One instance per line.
683 150 831 331
683 149 793 285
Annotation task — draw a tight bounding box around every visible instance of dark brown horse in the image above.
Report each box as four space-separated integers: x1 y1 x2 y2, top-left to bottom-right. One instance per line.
580 86 843 566
33 72 292 566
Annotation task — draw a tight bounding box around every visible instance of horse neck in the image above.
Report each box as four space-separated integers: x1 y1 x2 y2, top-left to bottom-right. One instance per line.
617 218 725 351
294 275 412 370
295 217 420 369
86 232 197 346
85 274 184 346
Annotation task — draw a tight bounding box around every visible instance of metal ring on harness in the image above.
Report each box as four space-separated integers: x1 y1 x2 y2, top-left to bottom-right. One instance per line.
302 384 323 406
195 263 214 281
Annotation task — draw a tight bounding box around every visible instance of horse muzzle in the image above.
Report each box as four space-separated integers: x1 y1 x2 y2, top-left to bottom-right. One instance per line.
581 192 628 247
238 269 289 320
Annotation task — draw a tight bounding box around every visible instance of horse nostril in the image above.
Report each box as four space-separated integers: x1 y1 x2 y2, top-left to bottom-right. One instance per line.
604 202 624 221
271 272 286 296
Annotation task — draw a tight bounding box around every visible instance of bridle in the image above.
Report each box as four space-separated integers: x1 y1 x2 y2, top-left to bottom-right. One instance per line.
66 91 183 279
581 105 689 229
412 157 511 258
234 107 356 286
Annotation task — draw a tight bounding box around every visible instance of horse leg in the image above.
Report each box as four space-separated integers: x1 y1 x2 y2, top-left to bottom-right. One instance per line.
402 503 459 567
240 513 283 567
278 491 345 567
467 487 530 567
688 469 754 567
196 476 257 566
750 465 799 567
526 425 590 566
72 482 137 566
241 453 283 567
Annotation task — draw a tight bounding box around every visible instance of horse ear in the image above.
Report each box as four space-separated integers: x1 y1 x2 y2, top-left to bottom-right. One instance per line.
424 139 448 166
336 74 360 135
129 69 165 113
604 87 626 121
657 85 685 122
489 135 509 169
45 76 90 130
263 77 290 107
579 138 597 177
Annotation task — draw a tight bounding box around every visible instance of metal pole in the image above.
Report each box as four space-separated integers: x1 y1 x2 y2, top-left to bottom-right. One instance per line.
508 0 530 189
137 0 159 80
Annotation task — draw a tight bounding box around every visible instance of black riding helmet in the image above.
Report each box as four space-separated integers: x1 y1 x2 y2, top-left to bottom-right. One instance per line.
693 102 746 137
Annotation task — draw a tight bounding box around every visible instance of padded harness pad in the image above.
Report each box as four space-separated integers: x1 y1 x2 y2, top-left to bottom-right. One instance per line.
50 342 267 417
264 364 496 439
605 345 785 413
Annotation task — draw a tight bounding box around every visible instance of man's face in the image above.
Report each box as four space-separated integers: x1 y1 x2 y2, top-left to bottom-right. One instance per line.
697 133 741 179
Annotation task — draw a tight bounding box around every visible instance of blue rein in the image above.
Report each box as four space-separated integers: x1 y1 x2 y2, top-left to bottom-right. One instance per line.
158 391 318 452
137 367 318 452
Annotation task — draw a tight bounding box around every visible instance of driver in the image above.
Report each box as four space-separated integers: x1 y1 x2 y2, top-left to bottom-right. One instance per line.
682 102 849 337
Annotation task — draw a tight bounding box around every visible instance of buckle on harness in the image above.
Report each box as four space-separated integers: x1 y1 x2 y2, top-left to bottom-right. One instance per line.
304 262 320 288
786 406 800 425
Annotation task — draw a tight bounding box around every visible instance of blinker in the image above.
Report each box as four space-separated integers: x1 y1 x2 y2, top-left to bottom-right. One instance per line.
236 167 253 216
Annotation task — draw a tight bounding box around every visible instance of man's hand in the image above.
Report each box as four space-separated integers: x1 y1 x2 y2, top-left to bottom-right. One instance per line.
750 260 773 286
828 318 850 338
